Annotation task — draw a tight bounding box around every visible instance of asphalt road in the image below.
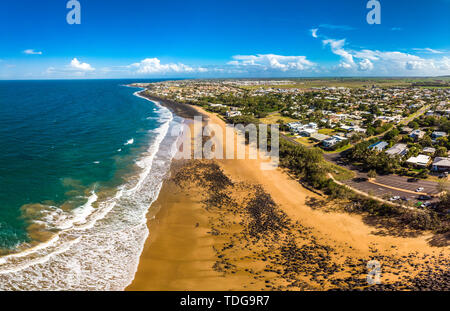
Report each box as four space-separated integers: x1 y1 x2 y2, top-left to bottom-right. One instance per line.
281 134 447 203
324 152 447 203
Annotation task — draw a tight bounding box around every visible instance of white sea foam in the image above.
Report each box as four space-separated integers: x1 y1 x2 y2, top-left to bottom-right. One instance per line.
124 138 134 146
0 89 182 290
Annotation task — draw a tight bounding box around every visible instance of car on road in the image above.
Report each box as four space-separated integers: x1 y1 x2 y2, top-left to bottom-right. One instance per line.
418 195 432 201
408 178 420 183
416 187 425 192
421 202 432 208
390 196 401 201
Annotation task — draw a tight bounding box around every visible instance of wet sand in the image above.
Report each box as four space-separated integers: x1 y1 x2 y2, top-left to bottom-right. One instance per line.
127 102 449 291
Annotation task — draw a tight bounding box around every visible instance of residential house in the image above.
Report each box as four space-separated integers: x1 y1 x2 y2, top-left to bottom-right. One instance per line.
432 157 450 172
431 131 448 139
310 133 330 142
322 135 347 149
385 143 409 157
406 154 431 168
422 147 436 155
409 129 425 141
299 128 318 137
369 141 389 152
226 111 242 118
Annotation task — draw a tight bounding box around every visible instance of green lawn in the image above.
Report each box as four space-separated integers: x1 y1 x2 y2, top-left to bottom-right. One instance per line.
323 144 353 154
294 137 317 147
324 162 356 181
318 128 335 135
259 112 299 125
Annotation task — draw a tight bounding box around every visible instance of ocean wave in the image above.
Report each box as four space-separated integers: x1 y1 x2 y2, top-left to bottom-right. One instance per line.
0 90 183 290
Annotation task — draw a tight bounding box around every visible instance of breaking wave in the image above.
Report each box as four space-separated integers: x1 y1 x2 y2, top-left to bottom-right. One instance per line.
0 92 182 290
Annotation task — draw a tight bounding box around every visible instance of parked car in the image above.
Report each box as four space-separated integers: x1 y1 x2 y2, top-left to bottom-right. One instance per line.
416 187 425 192
439 172 449 179
390 196 401 201
421 202 432 208
418 195 432 201
408 178 420 183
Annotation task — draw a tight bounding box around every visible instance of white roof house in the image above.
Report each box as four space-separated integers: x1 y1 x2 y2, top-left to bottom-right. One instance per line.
423 147 436 155
226 111 242 118
406 154 431 167
385 144 409 157
299 128 318 137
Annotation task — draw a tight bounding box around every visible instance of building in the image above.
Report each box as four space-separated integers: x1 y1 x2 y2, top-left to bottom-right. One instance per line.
422 147 436 155
432 157 450 172
310 133 330 142
409 129 425 140
299 128 318 137
287 122 303 133
432 131 448 139
385 143 409 157
401 127 413 134
369 141 389 152
226 111 242 118
406 154 431 168
322 135 347 148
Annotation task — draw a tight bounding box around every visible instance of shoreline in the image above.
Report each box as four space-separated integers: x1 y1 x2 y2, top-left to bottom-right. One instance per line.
127 98 449 291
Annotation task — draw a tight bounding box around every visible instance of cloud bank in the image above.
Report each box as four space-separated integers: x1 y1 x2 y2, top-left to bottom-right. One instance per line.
315 32 450 76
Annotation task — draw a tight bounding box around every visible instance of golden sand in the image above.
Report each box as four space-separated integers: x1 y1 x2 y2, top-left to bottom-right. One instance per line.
127 106 449 291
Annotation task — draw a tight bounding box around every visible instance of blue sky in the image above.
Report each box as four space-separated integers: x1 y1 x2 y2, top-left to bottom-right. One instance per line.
0 0 449 79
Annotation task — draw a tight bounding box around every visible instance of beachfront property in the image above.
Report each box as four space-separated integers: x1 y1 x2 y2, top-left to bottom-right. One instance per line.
385 143 409 157
226 110 242 118
406 154 431 168
369 141 389 152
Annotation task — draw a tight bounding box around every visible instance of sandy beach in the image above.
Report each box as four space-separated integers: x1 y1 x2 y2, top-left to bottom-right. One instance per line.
127 99 449 291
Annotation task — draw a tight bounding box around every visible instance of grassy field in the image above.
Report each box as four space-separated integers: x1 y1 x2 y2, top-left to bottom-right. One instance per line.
323 144 354 154
239 77 450 90
294 137 318 147
318 128 335 135
323 161 356 181
259 112 299 125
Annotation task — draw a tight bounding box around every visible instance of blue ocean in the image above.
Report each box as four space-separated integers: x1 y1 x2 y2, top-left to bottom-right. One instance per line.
0 80 182 290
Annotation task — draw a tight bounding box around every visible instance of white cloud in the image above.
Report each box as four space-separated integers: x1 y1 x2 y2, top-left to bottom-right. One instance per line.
322 39 355 68
413 48 445 54
317 34 450 75
128 58 207 74
23 49 42 55
70 58 95 71
227 54 316 72
358 59 374 71
310 28 318 38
